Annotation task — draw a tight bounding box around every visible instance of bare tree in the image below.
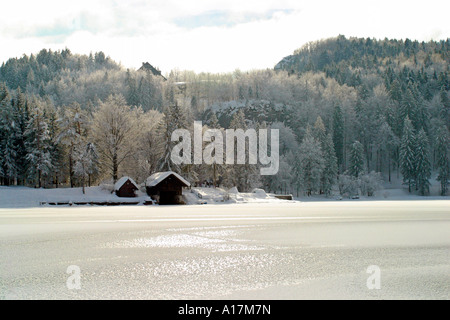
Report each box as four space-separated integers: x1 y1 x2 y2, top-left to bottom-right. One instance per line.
91 94 143 183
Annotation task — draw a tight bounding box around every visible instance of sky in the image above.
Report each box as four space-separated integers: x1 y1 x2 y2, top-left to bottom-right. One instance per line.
0 0 449 74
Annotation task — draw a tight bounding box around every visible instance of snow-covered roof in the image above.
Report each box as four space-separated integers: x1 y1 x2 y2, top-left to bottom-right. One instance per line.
145 171 190 187
114 176 139 191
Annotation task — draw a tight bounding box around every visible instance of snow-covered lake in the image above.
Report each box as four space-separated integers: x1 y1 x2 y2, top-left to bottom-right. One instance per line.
0 199 449 299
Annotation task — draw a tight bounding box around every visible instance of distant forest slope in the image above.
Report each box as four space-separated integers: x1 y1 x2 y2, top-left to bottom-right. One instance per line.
276 35 449 90
0 49 164 111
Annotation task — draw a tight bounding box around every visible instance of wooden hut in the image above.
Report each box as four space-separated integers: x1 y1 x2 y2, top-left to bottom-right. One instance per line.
145 171 190 205
114 177 139 197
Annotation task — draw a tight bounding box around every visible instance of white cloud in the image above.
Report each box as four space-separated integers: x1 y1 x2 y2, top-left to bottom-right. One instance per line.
0 0 448 73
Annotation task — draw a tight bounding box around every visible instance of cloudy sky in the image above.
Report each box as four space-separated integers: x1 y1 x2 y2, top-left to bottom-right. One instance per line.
1 0 449 73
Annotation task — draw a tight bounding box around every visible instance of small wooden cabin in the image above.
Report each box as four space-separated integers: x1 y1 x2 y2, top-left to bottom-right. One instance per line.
145 171 190 205
114 177 139 197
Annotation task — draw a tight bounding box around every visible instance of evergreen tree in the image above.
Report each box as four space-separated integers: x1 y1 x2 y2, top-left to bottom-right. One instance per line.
156 102 190 174
11 88 30 184
414 128 431 195
206 112 224 187
157 106 177 173
440 86 450 131
313 116 327 144
321 133 338 195
207 112 220 129
399 117 416 192
348 140 365 178
332 105 344 171
0 84 18 184
313 117 337 195
25 101 53 188
400 85 417 128
46 103 64 187
376 121 398 182
435 125 449 195
298 129 324 196
388 79 402 103
125 69 139 107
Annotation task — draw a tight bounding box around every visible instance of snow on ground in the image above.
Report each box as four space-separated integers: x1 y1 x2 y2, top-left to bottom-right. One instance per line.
186 187 285 205
0 185 288 208
0 186 149 208
0 182 448 208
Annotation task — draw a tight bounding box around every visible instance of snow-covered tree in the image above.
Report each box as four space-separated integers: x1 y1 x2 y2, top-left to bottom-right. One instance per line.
223 109 260 191
74 142 99 194
360 171 383 196
266 153 294 194
348 140 365 178
0 84 19 184
312 117 337 195
11 88 30 184
91 94 143 183
435 125 449 195
25 100 53 187
57 102 87 187
332 105 345 171
321 133 338 195
376 121 398 182
414 128 431 195
201 112 225 187
338 174 359 198
298 129 324 196
46 103 64 187
156 103 189 173
399 117 416 192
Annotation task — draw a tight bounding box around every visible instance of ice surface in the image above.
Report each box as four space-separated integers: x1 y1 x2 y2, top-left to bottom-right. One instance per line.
0 201 449 299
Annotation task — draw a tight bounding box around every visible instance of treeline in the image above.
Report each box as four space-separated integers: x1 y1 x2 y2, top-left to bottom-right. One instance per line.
0 36 449 196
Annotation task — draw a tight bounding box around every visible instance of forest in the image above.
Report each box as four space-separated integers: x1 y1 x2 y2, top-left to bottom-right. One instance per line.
0 36 448 196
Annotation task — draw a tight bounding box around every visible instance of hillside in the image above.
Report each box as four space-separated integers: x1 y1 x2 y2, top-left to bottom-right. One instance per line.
0 50 164 111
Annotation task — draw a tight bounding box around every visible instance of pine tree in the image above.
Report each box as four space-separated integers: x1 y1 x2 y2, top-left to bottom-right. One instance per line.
400 85 417 128
298 129 324 196
332 105 344 172
206 112 223 187
435 125 449 196
208 112 220 129
313 117 337 195
348 140 365 178
399 117 416 192
125 69 139 107
321 133 338 195
156 103 188 173
25 101 53 188
0 84 17 184
414 128 431 195
440 86 450 131
157 107 177 173
46 103 64 187
313 116 327 144
11 88 30 185
376 121 399 182
389 79 402 103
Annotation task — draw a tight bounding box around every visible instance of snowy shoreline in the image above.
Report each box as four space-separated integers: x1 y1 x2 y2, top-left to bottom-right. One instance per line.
0 185 448 209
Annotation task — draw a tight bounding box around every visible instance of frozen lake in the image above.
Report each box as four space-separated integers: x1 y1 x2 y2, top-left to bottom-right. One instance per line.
0 201 449 299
